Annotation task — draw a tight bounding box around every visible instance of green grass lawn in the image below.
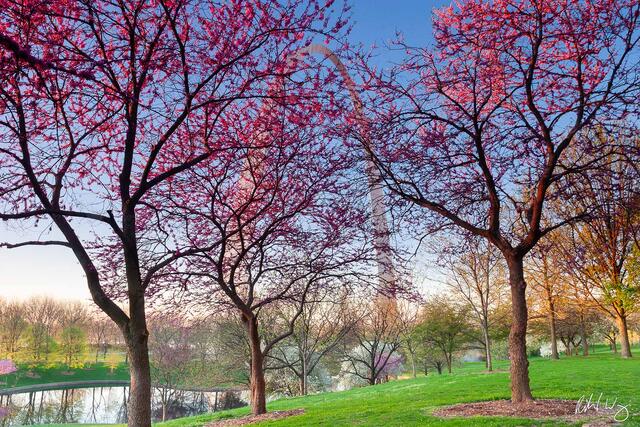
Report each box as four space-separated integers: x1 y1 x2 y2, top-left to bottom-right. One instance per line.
0 361 129 389
9 346 640 426
158 347 640 427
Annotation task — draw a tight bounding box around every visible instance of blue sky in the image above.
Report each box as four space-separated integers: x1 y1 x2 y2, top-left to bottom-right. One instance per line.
0 0 448 302
350 0 443 47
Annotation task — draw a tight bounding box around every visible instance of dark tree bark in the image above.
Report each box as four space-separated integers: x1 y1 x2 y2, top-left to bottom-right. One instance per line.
300 354 308 396
616 314 632 358
610 332 618 353
482 319 493 371
119 209 153 427
299 377 306 396
506 255 534 403
243 315 267 415
125 313 151 426
579 313 589 357
546 293 559 360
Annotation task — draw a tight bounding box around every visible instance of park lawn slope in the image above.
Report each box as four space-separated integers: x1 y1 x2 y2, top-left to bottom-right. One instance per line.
159 350 640 426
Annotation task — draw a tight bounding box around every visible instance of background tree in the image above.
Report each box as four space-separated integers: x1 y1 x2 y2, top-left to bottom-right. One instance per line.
24 323 53 365
594 317 621 354
565 276 600 357
342 299 402 386
59 326 87 370
357 0 640 401
553 303 598 357
58 302 89 369
560 136 640 358
0 301 26 358
416 344 448 376
23 298 61 362
413 297 472 374
208 315 251 388
397 300 421 378
443 237 508 370
148 316 194 422
87 313 119 363
527 236 566 360
268 288 357 396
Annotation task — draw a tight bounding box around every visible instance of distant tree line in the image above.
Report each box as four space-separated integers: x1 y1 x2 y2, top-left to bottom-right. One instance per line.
0 297 122 368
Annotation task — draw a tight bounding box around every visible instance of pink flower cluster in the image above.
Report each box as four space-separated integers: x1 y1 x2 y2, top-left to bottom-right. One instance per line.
0 359 16 376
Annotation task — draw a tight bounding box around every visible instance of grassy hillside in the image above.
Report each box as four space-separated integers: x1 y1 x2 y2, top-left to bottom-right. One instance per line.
159 347 639 426
20 346 640 426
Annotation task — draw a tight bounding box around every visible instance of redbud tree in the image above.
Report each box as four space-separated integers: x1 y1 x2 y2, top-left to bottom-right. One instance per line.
0 1 348 424
357 0 640 402
137 63 378 414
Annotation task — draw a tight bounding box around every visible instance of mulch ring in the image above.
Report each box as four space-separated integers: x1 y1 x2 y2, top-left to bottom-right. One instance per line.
206 409 305 426
433 399 619 423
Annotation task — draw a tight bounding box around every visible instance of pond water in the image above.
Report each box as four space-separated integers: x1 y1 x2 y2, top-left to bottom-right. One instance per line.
0 385 248 425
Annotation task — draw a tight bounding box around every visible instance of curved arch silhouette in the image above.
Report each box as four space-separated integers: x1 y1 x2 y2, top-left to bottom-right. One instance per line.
292 45 397 295
234 45 397 296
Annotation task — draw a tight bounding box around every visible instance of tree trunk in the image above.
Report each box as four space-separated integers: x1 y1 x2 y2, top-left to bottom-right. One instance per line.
564 340 571 356
616 314 632 358
506 255 534 403
126 327 151 427
446 353 452 374
299 376 306 396
121 236 152 427
300 354 307 395
409 351 417 378
547 300 559 360
244 315 267 415
482 323 493 371
581 325 589 356
369 376 376 386
369 354 377 385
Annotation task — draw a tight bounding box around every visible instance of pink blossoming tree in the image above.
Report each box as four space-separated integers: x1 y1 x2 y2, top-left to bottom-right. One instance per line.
133 66 378 414
357 0 640 402
0 1 347 424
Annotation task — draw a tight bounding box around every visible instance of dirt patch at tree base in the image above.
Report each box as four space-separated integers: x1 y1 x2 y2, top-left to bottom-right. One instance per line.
206 409 305 426
433 399 619 423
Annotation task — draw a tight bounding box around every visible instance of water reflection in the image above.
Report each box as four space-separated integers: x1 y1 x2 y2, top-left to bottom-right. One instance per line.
0 386 248 425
